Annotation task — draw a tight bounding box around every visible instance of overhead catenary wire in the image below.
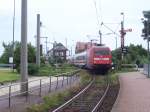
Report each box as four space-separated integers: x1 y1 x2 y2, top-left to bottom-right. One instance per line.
92 0 103 44
93 0 102 29
101 22 120 37
114 23 121 32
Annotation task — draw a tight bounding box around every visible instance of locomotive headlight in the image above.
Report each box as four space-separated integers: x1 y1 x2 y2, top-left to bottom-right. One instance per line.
103 58 109 60
94 58 109 61
94 58 100 60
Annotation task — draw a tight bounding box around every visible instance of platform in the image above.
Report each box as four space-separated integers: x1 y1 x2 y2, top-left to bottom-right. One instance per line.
111 72 150 112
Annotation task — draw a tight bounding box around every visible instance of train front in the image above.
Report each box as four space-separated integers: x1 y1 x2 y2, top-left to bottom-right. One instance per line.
88 46 112 73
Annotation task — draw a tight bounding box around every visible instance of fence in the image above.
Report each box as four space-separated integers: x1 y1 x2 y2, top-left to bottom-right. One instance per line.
0 70 80 108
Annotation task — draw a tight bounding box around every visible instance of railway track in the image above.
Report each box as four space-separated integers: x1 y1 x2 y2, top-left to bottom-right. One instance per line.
52 75 110 112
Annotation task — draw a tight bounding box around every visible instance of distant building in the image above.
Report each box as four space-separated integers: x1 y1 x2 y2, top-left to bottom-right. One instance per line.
47 42 68 60
75 42 96 53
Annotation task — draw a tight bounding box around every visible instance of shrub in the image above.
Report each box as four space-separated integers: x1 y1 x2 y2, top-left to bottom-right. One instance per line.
28 63 39 75
17 63 39 75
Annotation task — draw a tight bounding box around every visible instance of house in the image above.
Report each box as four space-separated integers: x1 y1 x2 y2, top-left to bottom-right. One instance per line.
75 42 96 53
47 42 68 60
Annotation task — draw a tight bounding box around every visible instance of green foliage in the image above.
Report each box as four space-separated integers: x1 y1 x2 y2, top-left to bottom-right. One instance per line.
112 44 148 68
38 63 77 76
0 41 36 74
108 73 119 85
39 65 52 76
0 41 36 67
27 91 70 112
40 57 45 64
0 42 16 63
14 42 36 69
16 63 39 75
79 70 91 85
28 63 39 75
142 11 150 38
14 42 21 68
48 56 65 65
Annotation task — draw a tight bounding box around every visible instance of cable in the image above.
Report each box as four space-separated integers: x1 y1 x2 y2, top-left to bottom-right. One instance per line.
93 0 101 28
115 23 121 32
101 22 120 37
98 0 103 23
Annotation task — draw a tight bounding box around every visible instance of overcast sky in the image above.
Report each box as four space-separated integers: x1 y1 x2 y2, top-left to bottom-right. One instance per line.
0 0 149 55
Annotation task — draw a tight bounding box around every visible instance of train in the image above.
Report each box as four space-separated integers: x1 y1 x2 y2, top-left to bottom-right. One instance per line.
68 45 112 73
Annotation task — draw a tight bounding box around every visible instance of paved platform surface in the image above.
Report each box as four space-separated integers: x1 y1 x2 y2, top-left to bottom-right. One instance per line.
111 72 150 112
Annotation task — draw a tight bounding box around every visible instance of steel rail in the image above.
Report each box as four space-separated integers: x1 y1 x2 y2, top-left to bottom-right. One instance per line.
52 79 94 112
92 83 110 112
52 75 110 112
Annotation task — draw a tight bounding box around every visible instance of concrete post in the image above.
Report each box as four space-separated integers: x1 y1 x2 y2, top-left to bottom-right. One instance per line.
36 14 40 67
21 0 28 94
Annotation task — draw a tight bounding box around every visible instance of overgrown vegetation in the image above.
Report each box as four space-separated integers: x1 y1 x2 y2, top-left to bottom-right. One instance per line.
26 71 119 112
0 41 36 66
26 70 91 112
38 64 77 76
108 73 119 85
112 44 148 70
27 91 70 112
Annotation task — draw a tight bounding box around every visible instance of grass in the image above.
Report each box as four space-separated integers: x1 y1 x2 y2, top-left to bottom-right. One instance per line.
108 73 119 85
27 70 91 112
27 91 71 112
39 64 77 76
0 69 20 83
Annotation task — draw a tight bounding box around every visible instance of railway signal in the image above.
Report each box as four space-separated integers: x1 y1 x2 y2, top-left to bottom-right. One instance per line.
121 47 128 54
120 13 132 61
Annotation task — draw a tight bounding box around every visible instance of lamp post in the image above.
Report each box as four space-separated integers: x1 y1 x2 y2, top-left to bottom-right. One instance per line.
36 14 41 67
12 0 15 72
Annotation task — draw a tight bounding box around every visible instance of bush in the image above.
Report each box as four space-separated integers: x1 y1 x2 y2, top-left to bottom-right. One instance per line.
16 63 39 75
28 63 39 75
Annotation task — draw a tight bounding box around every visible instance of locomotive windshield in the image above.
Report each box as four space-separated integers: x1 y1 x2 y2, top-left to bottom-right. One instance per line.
94 49 110 56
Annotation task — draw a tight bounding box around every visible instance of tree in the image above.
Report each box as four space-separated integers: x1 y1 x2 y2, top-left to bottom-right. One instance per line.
0 41 36 67
112 44 148 67
142 11 150 40
14 42 36 69
0 41 18 63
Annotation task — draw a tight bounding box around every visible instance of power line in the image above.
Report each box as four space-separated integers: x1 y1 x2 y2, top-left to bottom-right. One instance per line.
115 23 121 32
98 0 103 23
93 0 100 27
101 22 120 37
92 0 103 44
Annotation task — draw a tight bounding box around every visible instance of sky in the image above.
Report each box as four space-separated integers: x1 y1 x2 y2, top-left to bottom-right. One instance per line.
0 0 149 55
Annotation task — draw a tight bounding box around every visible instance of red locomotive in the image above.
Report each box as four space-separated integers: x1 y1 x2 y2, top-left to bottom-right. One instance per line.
70 45 112 73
